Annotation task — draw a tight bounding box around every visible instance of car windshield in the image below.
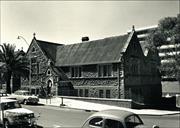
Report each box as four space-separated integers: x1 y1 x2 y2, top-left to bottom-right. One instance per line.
23 92 30 95
3 102 22 110
15 91 30 95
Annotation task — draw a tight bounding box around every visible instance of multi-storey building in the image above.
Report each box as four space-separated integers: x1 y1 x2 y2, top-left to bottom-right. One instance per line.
21 27 162 104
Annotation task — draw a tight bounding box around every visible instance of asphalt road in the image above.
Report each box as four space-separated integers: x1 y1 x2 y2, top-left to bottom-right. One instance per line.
23 104 180 128
23 104 93 128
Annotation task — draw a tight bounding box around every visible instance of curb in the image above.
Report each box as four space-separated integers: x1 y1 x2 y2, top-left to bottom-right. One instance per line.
39 102 180 116
39 102 98 112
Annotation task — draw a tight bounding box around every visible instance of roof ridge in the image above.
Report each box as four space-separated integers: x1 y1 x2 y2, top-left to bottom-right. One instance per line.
36 39 63 46
60 34 128 47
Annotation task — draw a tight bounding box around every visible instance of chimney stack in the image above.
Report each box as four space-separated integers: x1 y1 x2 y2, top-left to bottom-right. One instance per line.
82 36 89 42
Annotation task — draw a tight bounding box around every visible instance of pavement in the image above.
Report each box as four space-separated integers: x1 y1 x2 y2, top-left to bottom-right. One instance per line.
39 97 180 116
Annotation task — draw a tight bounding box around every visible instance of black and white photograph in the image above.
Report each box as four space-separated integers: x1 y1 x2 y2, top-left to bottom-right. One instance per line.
0 0 180 128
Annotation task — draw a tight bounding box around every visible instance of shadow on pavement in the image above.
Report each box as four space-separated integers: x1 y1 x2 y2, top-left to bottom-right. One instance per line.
36 125 44 128
23 103 45 106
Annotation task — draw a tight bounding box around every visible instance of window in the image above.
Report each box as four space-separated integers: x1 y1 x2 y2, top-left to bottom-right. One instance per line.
125 115 143 128
71 66 82 78
37 63 39 74
79 89 83 97
106 90 111 98
47 69 51 76
99 90 104 98
32 47 36 52
89 117 103 128
104 119 124 128
31 57 37 64
85 89 89 97
98 65 112 77
31 65 37 74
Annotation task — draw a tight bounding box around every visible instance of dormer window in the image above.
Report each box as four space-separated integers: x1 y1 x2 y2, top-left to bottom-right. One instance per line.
47 69 51 76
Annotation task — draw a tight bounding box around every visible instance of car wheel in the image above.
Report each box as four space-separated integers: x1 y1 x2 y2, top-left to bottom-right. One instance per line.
4 120 10 128
24 99 28 105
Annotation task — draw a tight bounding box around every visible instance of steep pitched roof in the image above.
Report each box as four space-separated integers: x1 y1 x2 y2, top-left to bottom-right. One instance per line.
35 39 63 62
55 34 129 66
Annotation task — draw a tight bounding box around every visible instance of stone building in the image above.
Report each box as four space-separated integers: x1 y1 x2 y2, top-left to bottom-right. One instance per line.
21 28 162 104
133 26 180 97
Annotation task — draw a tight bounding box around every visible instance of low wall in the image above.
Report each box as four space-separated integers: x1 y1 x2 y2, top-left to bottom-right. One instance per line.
176 95 180 108
59 96 133 108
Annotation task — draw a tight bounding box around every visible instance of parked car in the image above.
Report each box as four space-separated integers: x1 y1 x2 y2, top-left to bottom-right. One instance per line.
0 89 8 96
0 98 38 128
82 109 159 128
10 90 39 105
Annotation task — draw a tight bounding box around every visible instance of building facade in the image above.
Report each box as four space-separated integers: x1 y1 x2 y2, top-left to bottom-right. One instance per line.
21 28 162 104
134 26 180 97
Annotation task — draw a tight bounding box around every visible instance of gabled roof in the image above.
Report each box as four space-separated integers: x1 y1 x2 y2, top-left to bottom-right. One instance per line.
55 34 130 66
35 39 63 62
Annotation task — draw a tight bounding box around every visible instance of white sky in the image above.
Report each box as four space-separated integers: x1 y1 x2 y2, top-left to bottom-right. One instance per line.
0 1 179 51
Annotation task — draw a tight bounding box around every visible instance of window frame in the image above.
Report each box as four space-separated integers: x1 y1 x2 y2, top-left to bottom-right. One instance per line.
88 117 103 128
125 114 143 128
79 89 83 97
98 64 113 77
85 89 89 97
106 90 111 98
47 69 52 76
31 47 36 53
70 66 82 78
99 90 104 98
104 119 124 128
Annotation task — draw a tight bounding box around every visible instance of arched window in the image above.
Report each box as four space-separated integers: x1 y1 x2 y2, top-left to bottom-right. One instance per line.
47 69 51 76
32 47 36 52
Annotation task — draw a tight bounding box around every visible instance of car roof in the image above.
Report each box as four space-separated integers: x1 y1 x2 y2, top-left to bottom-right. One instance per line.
89 109 135 121
0 98 17 103
15 90 29 92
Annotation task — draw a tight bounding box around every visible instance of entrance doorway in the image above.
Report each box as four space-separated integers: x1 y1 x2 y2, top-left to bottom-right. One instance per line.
47 80 52 95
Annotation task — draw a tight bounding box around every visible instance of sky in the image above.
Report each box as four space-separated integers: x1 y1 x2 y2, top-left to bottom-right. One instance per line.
0 1 179 51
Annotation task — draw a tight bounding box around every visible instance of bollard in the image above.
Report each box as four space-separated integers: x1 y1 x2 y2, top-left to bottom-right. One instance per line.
60 97 65 107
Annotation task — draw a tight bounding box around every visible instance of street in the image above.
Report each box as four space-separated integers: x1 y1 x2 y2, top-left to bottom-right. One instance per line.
23 104 180 128
23 104 94 128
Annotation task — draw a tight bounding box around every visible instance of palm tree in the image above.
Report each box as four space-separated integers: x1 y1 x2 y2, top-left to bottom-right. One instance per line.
0 43 29 94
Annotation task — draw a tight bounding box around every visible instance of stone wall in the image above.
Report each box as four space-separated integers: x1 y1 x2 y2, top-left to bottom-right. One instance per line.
123 34 162 104
21 39 58 95
61 64 124 98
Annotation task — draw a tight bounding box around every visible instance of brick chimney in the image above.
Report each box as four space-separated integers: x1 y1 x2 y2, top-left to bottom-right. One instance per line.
82 36 89 42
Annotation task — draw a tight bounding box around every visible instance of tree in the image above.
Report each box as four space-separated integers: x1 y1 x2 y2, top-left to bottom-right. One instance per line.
146 14 180 83
0 43 29 94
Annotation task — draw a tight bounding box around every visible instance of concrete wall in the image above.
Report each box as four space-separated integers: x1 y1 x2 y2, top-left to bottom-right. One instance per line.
60 96 133 108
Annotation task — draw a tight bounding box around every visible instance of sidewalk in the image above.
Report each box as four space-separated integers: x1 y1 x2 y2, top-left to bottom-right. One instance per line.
39 97 180 116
